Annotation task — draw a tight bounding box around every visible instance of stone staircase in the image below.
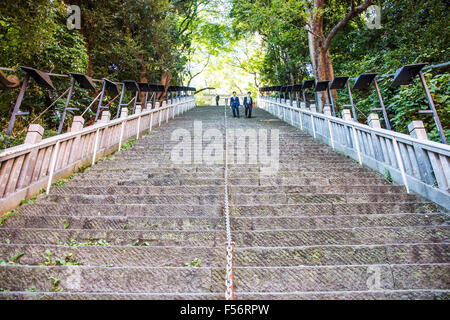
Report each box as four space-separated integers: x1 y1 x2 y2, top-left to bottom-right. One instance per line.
0 106 448 300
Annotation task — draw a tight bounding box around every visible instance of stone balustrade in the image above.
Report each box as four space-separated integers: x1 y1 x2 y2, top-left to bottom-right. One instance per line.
0 97 196 213
258 96 450 210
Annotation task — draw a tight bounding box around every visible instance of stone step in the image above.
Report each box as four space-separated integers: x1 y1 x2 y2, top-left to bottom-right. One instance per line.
2 213 446 231
233 243 450 266
37 193 425 205
17 203 224 217
231 264 449 292
232 202 442 216
0 244 224 267
232 226 450 247
0 265 225 293
1 290 447 300
40 194 223 205
1 264 447 293
49 185 405 196
2 215 224 230
106 155 355 161
65 177 392 187
51 185 225 196
230 193 425 204
16 202 441 218
1 226 447 246
1 106 447 298
0 243 448 268
0 292 225 300
74 170 378 180
0 228 224 246
89 162 367 171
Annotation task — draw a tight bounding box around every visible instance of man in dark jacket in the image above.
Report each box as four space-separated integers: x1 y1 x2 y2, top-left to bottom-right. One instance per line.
243 91 254 118
230 91 240 118
216 95 220 106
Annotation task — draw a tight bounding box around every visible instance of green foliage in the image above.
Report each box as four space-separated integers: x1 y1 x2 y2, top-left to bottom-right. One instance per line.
185 258 201 268
49 277 62 292
121 138 137 151
0 1 203 144
1 252 24 265
53 175 73 187
25 286 37 292
61 238 111 247
228 0 448 140
0 209 18 227
128 240 151 247
0 210 17 228
383 167 393 183
41 249 82 266
0 1 88 144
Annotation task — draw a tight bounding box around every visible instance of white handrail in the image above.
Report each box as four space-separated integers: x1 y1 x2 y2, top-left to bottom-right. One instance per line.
259 96 450 210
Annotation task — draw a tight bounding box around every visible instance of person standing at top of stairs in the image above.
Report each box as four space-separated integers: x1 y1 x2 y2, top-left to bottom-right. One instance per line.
244 91 253 118
230 91 240 118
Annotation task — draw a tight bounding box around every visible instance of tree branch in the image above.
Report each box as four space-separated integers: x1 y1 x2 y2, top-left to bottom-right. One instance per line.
187 55 211 86
323 0 374 51
194 87 215 94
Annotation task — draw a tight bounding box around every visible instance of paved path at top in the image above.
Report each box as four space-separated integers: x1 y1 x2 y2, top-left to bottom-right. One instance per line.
0 106 448 300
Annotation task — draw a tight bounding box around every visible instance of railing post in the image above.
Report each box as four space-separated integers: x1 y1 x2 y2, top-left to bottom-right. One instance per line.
91 128 100 166
392 137 410 193
158 102 162 126
308 104 316 138
408 120 428 140
343 109 362 164
166 102 170 123
409 120 447 190
118 108 128 151
352 125 362 165
69 116 85 164
299 109 303 130
70 116 85 133
366 114 383 162
324 107 335 150
46 141 60 195
149 112 154 132
135 105 142 139
17 124 44 190
99 110 111 123
368 113 381 129
342 109 352 121
323 106 332 117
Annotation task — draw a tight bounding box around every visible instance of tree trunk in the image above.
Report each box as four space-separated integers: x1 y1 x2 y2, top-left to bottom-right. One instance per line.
307 1 335 112
85 42 93 77
158 71 172 102
139 60 148 106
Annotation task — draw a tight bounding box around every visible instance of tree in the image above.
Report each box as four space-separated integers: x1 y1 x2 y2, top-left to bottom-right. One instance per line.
306 0 374 109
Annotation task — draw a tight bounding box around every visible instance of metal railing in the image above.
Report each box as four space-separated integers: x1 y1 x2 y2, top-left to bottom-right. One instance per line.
259 96 450 210
0 97 196 213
